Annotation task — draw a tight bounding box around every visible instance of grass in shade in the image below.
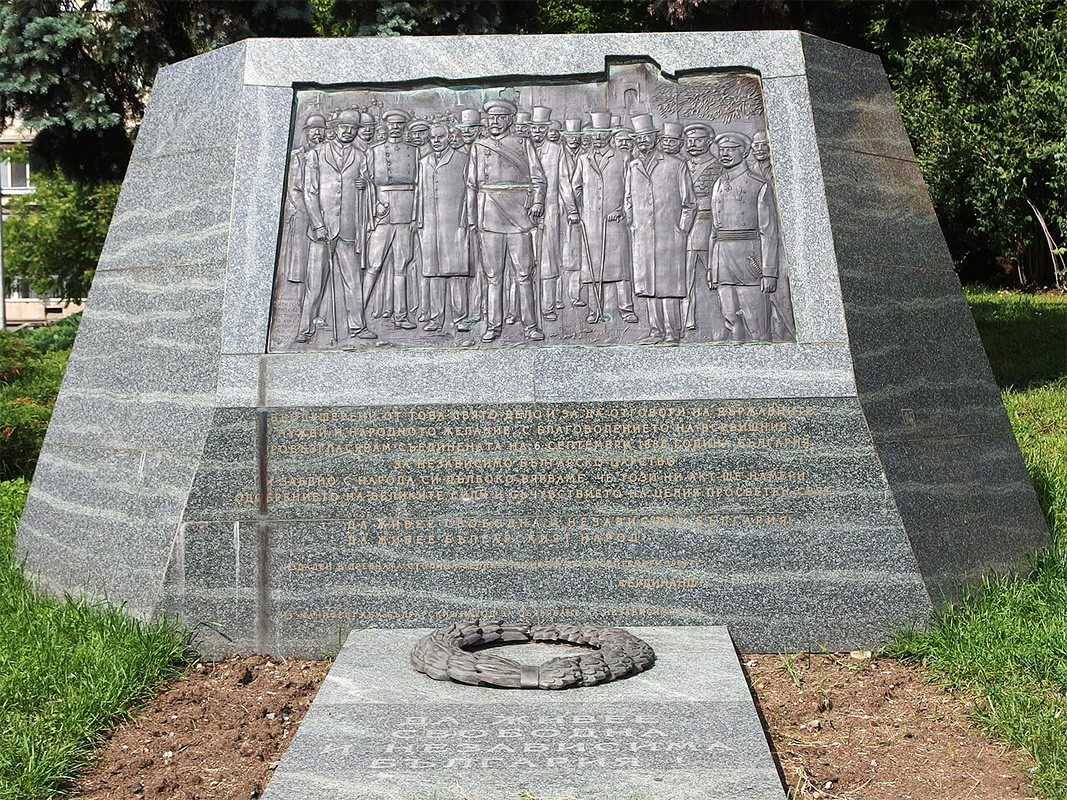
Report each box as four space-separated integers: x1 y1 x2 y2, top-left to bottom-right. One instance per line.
0 479 188 800
890 289 1067 798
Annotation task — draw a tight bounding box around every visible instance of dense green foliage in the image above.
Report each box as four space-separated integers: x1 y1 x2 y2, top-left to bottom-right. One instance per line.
891 289 1067 798
0 313 80 481
0 0 313 181
3 171 119 301
887 1 1067 286
0 478 188 800
4 0 1064 297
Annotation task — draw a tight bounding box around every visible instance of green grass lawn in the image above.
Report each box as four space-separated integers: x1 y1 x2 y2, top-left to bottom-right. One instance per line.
890 287 1067 798
0 479 187 800
0 291 1064 798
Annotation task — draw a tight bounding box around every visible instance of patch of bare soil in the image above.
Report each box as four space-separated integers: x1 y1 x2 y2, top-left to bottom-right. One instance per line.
69 652 1037 800
744 652 1038 799
69 654 329 800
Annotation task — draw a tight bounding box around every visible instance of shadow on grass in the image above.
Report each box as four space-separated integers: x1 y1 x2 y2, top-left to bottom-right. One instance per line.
964 287 1067 389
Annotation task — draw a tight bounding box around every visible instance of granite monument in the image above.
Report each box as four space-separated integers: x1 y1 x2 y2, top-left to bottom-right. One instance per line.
15 33 1049 659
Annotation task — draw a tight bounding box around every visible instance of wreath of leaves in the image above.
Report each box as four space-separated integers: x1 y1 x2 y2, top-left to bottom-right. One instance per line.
410 619 656 690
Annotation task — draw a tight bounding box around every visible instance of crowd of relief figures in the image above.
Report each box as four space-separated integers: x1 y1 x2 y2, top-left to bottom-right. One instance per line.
269 64 796 351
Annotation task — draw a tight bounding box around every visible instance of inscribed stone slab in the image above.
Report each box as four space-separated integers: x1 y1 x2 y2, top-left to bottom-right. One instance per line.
261 626 786 800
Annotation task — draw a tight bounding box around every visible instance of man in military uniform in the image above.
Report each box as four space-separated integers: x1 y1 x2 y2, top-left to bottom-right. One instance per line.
573 111 636 325
612 126 635 161
530 105 579 322
682 122 724 335
364 108 420 330
464 98 548 342
301 108 376 343
709 131 781 342
417 124 472 333
625 114 696 345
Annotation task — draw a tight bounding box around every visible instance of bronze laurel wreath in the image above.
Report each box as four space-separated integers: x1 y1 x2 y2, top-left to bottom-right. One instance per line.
410 619 655 689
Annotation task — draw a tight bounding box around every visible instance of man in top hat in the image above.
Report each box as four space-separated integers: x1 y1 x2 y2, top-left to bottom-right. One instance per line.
454 108 483 149
464 97 548 342
529 106 579 321
659 122 684 157
559 119 587 307
364 108 420 331
417 123 472 334
572 110 637 325
709 131 781 341
515 110 532 139
406 117 433 320
301 108 376 343
625 113 696 345
682 121 725 336
451 107 486 322
281 112 326 296
356 112 376 149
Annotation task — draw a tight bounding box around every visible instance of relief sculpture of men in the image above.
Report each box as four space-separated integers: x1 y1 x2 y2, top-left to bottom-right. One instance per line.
301 108 376 342
625 114 696 345
465 98 548 342
281 113 325 293
682 122 723 335
417 124 472 334
709 132 780 341
572 111 637 326
271 70 794 351
364 109 420 331
529 105 578 322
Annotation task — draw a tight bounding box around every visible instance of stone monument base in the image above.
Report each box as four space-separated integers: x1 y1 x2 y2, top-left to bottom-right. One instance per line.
261 626 785 800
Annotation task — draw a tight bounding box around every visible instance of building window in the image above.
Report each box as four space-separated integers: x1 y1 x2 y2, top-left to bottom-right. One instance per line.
7 159 29 189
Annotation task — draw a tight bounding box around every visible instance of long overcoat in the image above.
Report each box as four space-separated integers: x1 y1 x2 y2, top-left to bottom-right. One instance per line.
281 147 312 281
534 139 577 280
417 148 471 278
560 149 583 271
572 148 631 284
625 152 696 298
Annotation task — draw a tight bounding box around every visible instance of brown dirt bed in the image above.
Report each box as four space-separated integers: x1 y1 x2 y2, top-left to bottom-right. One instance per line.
69 652 1037 800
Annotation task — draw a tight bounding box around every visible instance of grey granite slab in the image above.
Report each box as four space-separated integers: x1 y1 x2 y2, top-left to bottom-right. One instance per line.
839 263 1010 443
243 31 807 87
174 396 932 655
818 145 954 271
878 432 1049 603
761 74 849 345
134 42 246 161
220 85 293 356
43 261 224 455
96 145 236 271
215 343 854 409
801 35 918 162
261 626 786 800
16 443 198 619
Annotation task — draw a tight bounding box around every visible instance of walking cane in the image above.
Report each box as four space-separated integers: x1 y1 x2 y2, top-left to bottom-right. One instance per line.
594 213 609 323
326 237 339 347
576 217 602 324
